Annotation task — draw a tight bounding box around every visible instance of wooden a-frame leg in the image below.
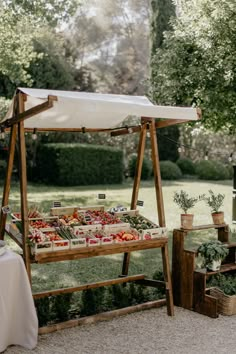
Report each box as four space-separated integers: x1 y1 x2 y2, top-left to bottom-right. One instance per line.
121 123 147 276
18 93 31 283
161 243 174 316
149 119 165 227
0 124 17 239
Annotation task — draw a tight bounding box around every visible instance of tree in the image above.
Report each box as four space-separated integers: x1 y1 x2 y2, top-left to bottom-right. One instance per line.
150 0 175 54
65 0 151 94
150 0 236 132
0 1 79 85
150 0 179 161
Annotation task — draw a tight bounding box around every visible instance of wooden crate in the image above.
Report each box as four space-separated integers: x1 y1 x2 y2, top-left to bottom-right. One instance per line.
113 209 139 217
141 227 168 240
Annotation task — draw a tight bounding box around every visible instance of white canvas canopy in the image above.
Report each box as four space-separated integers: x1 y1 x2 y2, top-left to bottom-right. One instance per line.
2 87 200 130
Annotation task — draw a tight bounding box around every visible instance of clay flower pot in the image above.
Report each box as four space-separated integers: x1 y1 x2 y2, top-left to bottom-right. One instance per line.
181 214 194 229
212 211 224 225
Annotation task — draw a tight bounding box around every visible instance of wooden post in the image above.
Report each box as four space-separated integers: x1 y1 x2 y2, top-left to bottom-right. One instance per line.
130 123 147 209
161 243 174 316
149 119 165 226
121 123 147 276
17 93 31 282
0 124 17 239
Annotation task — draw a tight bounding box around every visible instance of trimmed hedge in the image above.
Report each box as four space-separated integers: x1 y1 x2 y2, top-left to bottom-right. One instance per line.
32 143 124 185
128 154 152 180
176 157 196 175
195 160 229 180
160 160 182 180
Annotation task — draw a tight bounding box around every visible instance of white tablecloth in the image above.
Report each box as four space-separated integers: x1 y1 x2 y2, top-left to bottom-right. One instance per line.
0 250 38 352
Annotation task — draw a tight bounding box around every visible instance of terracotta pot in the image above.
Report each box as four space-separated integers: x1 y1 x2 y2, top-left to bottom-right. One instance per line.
181 214 194 229
212 212 224 225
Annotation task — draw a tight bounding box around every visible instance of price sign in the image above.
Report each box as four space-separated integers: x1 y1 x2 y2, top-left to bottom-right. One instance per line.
137 200 144 207
53 201 61 208
85 215 92 222
98 194 106 200
2 205 11 214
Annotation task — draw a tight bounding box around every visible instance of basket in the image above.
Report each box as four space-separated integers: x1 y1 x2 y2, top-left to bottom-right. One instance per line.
209 287 236 316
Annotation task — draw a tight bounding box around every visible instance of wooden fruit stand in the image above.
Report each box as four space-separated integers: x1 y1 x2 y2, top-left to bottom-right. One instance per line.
0 88 200 325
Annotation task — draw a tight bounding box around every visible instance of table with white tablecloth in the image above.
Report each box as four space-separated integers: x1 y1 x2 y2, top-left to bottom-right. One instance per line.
0 250 38 352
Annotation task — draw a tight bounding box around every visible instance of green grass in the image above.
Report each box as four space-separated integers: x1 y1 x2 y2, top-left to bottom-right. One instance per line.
1 178 236 292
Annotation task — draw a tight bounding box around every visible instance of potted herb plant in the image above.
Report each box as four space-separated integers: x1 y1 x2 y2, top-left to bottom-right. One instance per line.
204 189 225 224
197 240 229 271
173 190 203 229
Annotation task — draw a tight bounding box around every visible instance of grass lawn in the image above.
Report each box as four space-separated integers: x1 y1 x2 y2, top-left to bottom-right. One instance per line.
1 178 235 292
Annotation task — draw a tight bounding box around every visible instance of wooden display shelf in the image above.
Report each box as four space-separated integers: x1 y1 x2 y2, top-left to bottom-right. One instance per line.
196 263 236 276
172 224 230 311
34 238 168 263
179 223 227 231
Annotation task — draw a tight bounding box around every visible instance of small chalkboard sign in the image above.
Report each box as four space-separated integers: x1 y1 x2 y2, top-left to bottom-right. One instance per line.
85 215 92 222
53 201 61 208
2 205 11 214
137 200 144 207
98 193 106 200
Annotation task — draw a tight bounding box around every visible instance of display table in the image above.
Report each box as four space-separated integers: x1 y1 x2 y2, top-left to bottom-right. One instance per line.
0 250 38 352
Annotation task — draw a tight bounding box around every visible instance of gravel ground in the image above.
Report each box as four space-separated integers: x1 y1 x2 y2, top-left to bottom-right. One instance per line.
4 307 236 354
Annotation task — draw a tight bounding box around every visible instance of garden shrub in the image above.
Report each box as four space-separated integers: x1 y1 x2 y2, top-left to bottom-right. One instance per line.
176 157 196 175
160 160 182 180
31 143 124 185
128 154 152 180
195 160 229 180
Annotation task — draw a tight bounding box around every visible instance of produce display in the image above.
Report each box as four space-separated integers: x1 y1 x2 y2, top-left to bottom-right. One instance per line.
58 210 121 226
110 230 139 242
10 206 167 254
120 215 158 230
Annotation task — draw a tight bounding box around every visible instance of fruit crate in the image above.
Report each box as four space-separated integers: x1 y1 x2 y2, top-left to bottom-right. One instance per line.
73 224 102 238
31 241 53 254
50 205 105 216
113 209 139 217
117 211 159 231
50 206 79 216
141 227 168 240
52 239 70 251
70 238 87 249
104 223 140 242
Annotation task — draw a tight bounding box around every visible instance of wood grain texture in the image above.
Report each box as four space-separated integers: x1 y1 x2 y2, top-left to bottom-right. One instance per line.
0 124 17 239
35 238 168 264
150 119 165 227
18 93 31 282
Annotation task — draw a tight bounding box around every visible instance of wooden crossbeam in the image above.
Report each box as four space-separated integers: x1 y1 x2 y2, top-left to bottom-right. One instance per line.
33 274 145 299
1 95 56 128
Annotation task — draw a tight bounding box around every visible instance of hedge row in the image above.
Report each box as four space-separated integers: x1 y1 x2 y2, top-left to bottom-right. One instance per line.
30 143 124 185
128 155 233 181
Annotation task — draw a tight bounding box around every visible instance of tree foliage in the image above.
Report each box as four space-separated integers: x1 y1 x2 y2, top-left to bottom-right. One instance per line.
150 0 175 53
0 1 78 86
150 0 236 132
66 0 150 94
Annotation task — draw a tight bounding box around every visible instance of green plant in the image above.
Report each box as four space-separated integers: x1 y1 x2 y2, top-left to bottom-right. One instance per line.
204 189 225 213
198 240 229 263
160 160 182 180
176 157 196 175
31 143 124 185
195 160 229 180
207 274 236 296
173 190 203 214
128 154 152 180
